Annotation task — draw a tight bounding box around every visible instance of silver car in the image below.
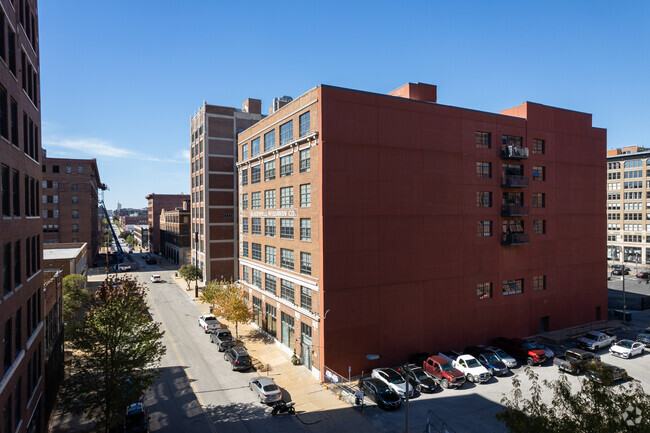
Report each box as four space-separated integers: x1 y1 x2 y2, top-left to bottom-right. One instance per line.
249 376 283 404
484 346 517 369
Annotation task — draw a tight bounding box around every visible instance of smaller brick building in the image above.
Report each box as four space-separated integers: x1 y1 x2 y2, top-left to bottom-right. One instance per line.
43 242 88 278
145 193 190 254
160 199 191 265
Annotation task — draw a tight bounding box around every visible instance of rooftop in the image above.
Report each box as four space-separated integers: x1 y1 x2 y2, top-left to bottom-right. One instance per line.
44 246 85 260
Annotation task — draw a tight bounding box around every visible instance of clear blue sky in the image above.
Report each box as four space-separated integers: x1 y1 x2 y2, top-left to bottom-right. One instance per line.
39 1 649 209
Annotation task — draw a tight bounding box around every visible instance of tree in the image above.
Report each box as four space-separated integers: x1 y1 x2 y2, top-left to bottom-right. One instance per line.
62 274 89 324
496 366 650 432
178 264 202 291
59 276 166 432
210 280 252 338
119 230 132 240
126 234 135 246
199 280 222 312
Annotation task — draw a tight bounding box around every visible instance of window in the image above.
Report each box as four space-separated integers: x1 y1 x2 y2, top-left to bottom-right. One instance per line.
298 149 312 174
10 98 17 146
12 169 18 216
477 282 492 299
71 184 77 191
265 274 276 295
72 224 79 232
252 296 261 325
251 218 261 235
502 135 523 148
241 168 248 186
264 190 275 209
77 166 84 174
251 137 261 157
1 165 8 216
280 187 293 208
0 85 6 140
476 162 491 178
13 241 20 287
280 248 294 270
299 112 310 137
251 192 261 209
280 154 293 177
242 217 249 234
242 144 248 160
72 210 79 218
4 318 12 373
281 279 295 303
2 242 10 295
264 160 275 181
242 265 249 282
280 218 293 239
52 165 59 173
300 184 311 207
301 287 312 311
264 130 275 152
532 193 545 208
65 166 71 174
533 219 546 235
7 27 15 75
532 139 545 154
251 165 261 184
475 131 490 149
477 220 492 237
502 279 523 296
300 218 311 241
280 120 293 145
71 195 78 204
300 252 311 275
265 218 276 237
476 191 492 208
252 268 262 287
242 241 249 258
265 245 276 266
241 193 248 210
533 275 546 291
53 210 58 218
533 166 545 181
265 303 277 337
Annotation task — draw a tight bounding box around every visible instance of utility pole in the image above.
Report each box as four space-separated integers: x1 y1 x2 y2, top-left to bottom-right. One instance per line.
194 231 199 299
621 247 627 322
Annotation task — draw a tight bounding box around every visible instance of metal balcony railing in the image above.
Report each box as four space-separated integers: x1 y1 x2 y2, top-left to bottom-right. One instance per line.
501 146 529 159
501 232 530 245
501 175 530 188
501 205 529 217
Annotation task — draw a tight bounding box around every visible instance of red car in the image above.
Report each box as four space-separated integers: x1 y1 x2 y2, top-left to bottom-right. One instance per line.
635 272 650 279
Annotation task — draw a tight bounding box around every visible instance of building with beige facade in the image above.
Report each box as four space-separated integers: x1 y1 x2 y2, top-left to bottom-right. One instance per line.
159 200 190 265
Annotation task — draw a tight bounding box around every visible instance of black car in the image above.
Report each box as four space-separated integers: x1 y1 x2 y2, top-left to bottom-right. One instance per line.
404 365 439 393
407 352 432 368
224 346 252 371
358 378 402 410
145 256 157 265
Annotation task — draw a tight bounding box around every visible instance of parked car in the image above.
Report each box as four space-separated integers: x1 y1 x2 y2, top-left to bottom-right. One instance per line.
198 314 223 333
526 341 555 359
553 348 600 375
423 355 466 389
249 376 282 404
124 401 149 433
636 272 650 279
224 346 252 371
403 365 439 393
577 331 617 351
609 339 645 358
612 268 630 275
444 354 490 383
358 378 402 410
150 274 162 283
371 368 414 398
482 346 517 369
492 337 546 366
477 352 508 376
210 328 237 352
637 327 650 347
145 256 157 265
585 362 628 384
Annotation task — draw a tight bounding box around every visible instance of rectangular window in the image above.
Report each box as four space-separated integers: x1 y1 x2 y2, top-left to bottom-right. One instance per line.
477 282 492 300
532 193 545 208
242 265 249 282
533 219 546 235
265 274 276 295
301 287 312 311
72 210 79 218
252 268 262 287
7 27 14 76
65 166 71 174
300 252 311 275
251 165 261 184
241 168 248 186
300 148 311 173
265 245 276 266
12 169 19 216
280 120 293 145
4 318 12 373
251 218 261 235
2 242 11 294
477 220 492 237
476 191 492 208
1 165 9 216
476 162 491 178
13 241 20 287
241 193 248 210
533 166 545 181
532 138 545 154
242 241 249 258
251 137 261 157
475 131 491 149
280 187 293 208
71 195 78 204
264 130 275 152
72 224 79 233
251 192 261 209
502 135 523 148
264 160 275 181
533 275 546 291
280 154 293 177
265 218 276 237
0 85 7 139
299 112 310 137
280 248 294 270
280 311 295 350
300 184 311 207
77 166 83 174
264 190 275 209
265 303 277 337
242 144 248 160
280 218 294 239
502 279 523 296
300 218 311 241
242 217 249 234
10 98 17 146
281 279 295 303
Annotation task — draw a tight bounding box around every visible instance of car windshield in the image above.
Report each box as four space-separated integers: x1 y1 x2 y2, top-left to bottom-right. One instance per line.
384 370 404 384
441 362 455 372
376 384 393 396
522 343 534 350
483 353 499 363
584 332 599 340
412 369 430 381
617 340 633 348
466 358 481 368
263 384 279 392
494 349 508 358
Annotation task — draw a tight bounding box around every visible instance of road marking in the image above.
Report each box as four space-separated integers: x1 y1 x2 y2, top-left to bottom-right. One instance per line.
150 297 219 433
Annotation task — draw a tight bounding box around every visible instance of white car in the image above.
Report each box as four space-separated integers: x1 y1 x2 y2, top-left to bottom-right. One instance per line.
452 355 491 383
371 368 414 398
150 274 162 283
609 339 645 358
198 314 222 333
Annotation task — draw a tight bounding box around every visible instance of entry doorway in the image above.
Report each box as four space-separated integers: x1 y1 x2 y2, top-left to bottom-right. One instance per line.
301 323 312 370
540 316 550 333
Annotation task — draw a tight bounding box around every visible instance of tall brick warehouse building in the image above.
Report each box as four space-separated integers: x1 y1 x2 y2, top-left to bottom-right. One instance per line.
145 193 189 254
0 0 46 430
236 83 606 379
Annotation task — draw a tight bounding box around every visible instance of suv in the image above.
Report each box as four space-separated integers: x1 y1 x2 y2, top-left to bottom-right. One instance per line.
464 347 508 376
637 327 650 347
124 401 149 433
224 346 252 371
492 337 546 366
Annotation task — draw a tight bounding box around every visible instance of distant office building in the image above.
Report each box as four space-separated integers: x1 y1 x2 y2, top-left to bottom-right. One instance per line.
145 193 189 254
120 215 147 231
113 207 147 218
236 82 606 379
133 225 149 249
41 155 105 261
190 99 264 282
606 146 650 264
0 0 46 431
160 200 191 265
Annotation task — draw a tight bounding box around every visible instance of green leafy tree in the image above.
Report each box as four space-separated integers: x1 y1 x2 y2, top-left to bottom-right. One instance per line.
199 280 222 312
59 276 166 432
62 274 89 324
497 366 650 433
211 280 252 338
178 264 202 291
126 234 135 246
119 230 131 240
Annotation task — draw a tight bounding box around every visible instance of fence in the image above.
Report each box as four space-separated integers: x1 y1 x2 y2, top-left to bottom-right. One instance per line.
424 410 457 433
322 366 358 406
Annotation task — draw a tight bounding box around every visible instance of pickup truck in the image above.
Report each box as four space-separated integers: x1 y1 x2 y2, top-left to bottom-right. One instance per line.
585 361 628 384
636 327 650 348
442 354 491 384
577 331 616 351
210 328 237 351
553 348 600 375
423 355 466 389
492 337 546 366
198 314 224 333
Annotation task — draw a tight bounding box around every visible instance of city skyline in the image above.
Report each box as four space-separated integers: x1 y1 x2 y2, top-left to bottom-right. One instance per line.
39 1 649 207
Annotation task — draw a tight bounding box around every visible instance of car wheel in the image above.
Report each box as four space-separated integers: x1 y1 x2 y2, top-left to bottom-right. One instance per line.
415 384 422 393
467 374 474 383
441 379 449 389
289 407 295 415
231 363 235 371
259 396 264 404
575 367 580 375
526 358 534 366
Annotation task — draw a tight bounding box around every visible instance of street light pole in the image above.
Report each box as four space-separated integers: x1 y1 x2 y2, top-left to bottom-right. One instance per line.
621 248 627 322
194 231 199 299
367 354 409 432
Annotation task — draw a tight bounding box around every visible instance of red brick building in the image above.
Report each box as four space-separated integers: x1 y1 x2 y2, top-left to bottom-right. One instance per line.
145 193 189 254
0 0 46 430
236 83 606 379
